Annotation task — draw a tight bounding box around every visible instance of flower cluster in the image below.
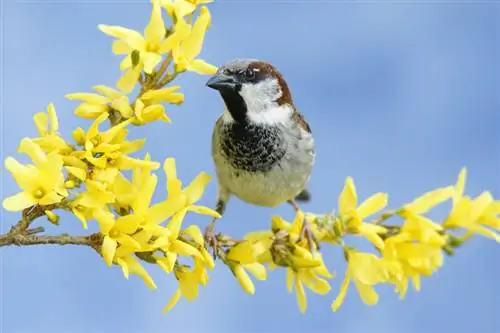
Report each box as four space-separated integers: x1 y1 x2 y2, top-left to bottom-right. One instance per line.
3 0 220 311
2 0 499 315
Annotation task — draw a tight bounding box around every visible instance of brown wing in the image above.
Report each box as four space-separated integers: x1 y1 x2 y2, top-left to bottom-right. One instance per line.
293 110 312 134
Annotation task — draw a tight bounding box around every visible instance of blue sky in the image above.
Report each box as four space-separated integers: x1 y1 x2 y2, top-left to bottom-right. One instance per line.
1 1 499 332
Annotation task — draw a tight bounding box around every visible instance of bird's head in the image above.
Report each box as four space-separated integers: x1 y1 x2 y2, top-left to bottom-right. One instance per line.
206 58 294 124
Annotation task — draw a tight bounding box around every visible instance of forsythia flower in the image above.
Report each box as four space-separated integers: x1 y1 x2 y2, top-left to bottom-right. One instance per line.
382 231 444 299
32 103 72 154
3 139 68 211
172 7 218 74
66 85 128 119
95 210 142 267
286 253 335 313
99 2 170 73
73 113 158 175
443 168 500 242
332 250 388 311
337 177 388 249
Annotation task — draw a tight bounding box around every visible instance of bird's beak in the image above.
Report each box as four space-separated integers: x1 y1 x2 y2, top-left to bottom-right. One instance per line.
206 72 238 91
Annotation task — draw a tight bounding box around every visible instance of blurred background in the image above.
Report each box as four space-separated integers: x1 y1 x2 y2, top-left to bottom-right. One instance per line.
1 1 499 332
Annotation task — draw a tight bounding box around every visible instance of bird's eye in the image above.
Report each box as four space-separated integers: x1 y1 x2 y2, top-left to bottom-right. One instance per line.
244 68 255 79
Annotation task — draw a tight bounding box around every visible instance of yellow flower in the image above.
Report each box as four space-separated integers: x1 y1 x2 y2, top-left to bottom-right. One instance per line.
400 211 446 246
3 139 68 211
116 254 157 289
172 7 218 74
443 168 500 242
382 232 444 299
337 177 388 249
332 250 388 312
99 1 182 83
232 262 267 295
162 258 211 313
95 210 143 266
32 103 72 154
78 113 158 173
286 254 334 313
66 85 130 119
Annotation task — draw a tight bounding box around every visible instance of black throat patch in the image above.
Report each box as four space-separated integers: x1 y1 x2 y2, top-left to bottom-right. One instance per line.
220 122 286 173
220 90 247 124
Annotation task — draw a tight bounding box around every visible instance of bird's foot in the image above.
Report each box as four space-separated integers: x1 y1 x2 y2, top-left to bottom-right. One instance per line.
298 220 321 253
203 221 219 259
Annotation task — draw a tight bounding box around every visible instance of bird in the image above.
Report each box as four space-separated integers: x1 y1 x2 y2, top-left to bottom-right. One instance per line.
204 58 317 256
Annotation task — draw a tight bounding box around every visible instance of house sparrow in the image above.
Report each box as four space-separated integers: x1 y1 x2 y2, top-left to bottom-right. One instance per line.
205 58 317 255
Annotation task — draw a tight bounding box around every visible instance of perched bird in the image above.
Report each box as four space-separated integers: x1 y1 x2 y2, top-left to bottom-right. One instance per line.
205 58 317 254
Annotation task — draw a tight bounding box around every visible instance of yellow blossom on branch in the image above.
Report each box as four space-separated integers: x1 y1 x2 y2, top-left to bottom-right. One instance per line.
3 139 68 211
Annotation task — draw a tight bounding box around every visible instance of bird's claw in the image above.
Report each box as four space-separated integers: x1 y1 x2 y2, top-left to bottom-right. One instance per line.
298 221 321 253
203 222 219 259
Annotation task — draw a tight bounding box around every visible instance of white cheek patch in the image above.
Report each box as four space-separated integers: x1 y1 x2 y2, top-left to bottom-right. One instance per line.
239 78 292 125
239 78 282 111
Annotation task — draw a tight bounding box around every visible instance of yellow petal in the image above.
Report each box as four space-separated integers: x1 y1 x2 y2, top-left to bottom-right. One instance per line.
141 86 182 104
164 157 178 180
98 24 146 50
144 2 165 45
454 167 467 203
112 40 132 55
301 270 331 295
404 186 454 214
295 278 307 314
187 59 218 75
33 112 48 136
2 192 37 211
353 280 379 306
233 265 255 295
178 272 199 301
93 85 124 99
117 64 143 93
332 270 351 312
47 103 59 132
142 52 163 74
111 96 134 118
65 166 86 181
339 176 357 216
183 172 211 204
74 103 108 119
167 208 187 239
245 263 267 281
227 241 256 264
162 289 182 313
183 225 204 246
116 234 141 250
102 236 118 267
471 191 494 220
181 6 211 60
65 93 109 104
357 193 388 219
120 255 157 289
94 210 115 234
115 214 142 233
200 247 216 269
412 275 421 291
171 240 202 258
286 268 295 293
18 138 46 167
187 205 220 218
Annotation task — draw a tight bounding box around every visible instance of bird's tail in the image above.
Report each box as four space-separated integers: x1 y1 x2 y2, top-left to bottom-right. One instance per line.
295 189 311 202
